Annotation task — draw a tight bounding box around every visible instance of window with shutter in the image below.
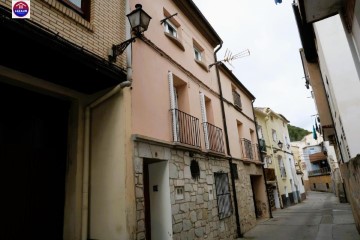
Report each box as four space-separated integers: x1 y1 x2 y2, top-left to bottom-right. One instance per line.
200 92 209 149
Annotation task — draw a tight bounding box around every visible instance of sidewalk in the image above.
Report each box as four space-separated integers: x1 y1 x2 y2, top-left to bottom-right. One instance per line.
242 191 359 240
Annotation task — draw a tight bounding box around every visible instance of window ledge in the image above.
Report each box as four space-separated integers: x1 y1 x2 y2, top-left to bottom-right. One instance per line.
234 104 242 112
164 32 185 51
42 0 94 31
195 59 209 72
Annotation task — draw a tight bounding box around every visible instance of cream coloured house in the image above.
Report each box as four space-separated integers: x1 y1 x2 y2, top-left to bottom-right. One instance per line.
255 108 300 209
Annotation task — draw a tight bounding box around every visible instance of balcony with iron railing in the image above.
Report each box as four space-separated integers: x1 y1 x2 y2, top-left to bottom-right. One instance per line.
171 109 201 148
240 138 260 161
308 167 331 176
202 122 225 153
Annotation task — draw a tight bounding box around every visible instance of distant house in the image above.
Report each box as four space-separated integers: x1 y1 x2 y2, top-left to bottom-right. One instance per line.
255 107 301 209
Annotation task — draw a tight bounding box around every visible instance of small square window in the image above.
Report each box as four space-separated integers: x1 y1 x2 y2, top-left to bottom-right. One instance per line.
194 47 202 61
164 21 177 38
175 186 184 200
59 0 91 20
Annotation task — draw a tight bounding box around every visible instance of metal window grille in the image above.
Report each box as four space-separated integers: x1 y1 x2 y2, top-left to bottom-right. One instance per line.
214 172 232 219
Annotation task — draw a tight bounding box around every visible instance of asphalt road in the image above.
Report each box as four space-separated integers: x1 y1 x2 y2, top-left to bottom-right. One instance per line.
243 191 359 240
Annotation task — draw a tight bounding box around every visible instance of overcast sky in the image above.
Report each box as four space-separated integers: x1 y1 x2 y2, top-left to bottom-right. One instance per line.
193 0 317 131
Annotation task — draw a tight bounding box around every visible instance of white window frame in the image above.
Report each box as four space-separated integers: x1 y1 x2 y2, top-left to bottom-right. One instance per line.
272 129 277 142
257 125 264 139
194 47 202 61
164 20 177 38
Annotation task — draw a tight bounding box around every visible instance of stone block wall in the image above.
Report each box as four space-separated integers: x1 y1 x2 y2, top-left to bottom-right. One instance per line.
340 155 360 234
308 175 333 192
133 141 238 240
233 160 268 233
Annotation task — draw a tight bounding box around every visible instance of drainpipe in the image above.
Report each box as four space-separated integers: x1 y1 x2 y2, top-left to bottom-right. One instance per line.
214 43 242 238
122 0 133 88
81 85 123 240
251 101 273 218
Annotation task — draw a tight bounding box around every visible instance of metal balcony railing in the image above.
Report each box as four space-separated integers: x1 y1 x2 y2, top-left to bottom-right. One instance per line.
240 138 253 160
308 167 331 176
253 143 261 161
171 109 201 147
202 122 225 153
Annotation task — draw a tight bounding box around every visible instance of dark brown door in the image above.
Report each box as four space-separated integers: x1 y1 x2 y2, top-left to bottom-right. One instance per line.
1 82 69 240
250 176 259 218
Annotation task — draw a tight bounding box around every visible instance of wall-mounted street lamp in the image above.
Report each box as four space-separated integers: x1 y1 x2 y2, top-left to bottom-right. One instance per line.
108 4 151 63
273 140 283 153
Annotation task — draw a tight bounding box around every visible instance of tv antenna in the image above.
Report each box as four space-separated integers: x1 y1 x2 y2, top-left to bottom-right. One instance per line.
209 48 250 68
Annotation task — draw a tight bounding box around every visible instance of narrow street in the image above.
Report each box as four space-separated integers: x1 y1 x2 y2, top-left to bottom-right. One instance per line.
243 191 359 240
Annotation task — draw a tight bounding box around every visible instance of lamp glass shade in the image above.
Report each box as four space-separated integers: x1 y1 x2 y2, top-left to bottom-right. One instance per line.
127 4 151 35
277 141 283 149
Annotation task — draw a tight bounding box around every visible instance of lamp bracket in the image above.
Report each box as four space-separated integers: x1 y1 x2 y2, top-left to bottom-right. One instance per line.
160 13 178 25
109 37 137 63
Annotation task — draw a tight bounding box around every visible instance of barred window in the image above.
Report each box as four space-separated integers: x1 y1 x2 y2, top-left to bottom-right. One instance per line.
214 172 232 219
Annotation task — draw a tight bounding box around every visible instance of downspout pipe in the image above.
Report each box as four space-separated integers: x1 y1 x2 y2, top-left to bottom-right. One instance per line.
252 101 273 218
214 43 242 238
122 0 133 88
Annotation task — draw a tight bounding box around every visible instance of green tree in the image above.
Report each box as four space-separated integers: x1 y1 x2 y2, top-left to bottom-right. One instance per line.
288 124 311 141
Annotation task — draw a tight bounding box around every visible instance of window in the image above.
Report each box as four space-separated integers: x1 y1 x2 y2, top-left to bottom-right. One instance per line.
214 172 232 219
68 0 81 7
278 156 286 178
59 0 90 20
272 129 277 142
257 125 263 139
164 20 177 38
194 47 202 61
232 90 242 109
192 39 208 70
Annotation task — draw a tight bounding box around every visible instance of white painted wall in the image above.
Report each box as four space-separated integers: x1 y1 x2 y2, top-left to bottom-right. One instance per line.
89 93 127 240
149 161 173 240
314 15 360 161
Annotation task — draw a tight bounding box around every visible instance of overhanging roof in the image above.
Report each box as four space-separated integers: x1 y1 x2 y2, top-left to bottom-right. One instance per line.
219 63 255 100
172 0 222 47
293 3 318 63
0 6 126 94
301 0 343 23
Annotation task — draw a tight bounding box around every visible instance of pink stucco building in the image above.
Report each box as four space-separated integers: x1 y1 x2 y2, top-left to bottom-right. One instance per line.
130 0 269 239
